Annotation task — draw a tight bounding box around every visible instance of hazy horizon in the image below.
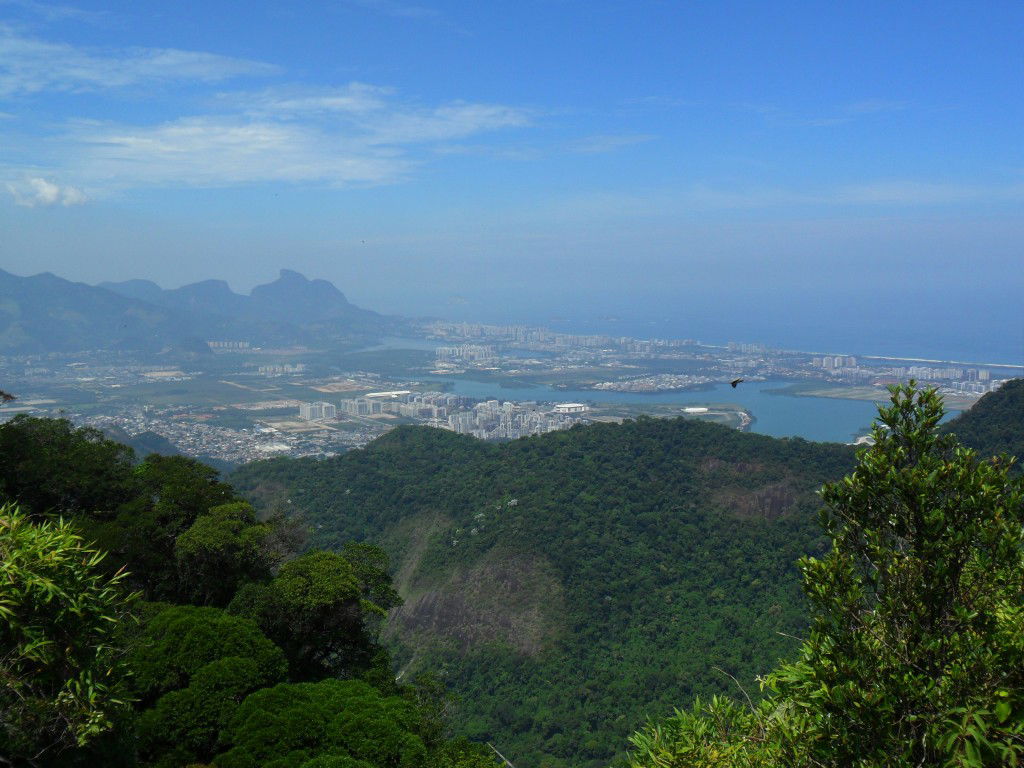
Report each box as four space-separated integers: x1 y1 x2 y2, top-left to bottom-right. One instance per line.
2 1 1021 363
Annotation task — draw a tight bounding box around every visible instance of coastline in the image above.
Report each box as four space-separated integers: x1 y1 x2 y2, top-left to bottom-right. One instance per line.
765 382 976 412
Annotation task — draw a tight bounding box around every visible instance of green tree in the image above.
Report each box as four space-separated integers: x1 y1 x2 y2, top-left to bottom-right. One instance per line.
229 551 389 681
766 383 1024 765
626 696 778 768
0 504 138 763
128 604 286 702
174 502 275 607
79 453 241 601
340 542 403 616
136 655 284 767
214 678 428 768
0 416 137 517
628 384 1024 767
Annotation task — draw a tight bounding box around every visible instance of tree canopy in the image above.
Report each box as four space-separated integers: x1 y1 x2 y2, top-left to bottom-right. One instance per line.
0 417 496 768
627 384 1024 767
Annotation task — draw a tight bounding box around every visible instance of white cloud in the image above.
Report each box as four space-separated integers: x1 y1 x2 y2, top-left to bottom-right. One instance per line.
0 26 278 96
0 0 111 24
6 176 87 205
541 179 1024 220
43 89 531 189
0 24 529 192
65 117 406 187
227 84 394 117
366 102 530 144
569 134 655 154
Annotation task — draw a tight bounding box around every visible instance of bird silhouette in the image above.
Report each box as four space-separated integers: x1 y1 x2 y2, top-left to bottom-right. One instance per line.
730 378 744 388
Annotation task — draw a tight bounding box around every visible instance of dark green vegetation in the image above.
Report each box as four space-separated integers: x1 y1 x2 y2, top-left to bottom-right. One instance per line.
0 506 138 761
942 376 1024 473
627 385 1024 766
231 415 856 766
0 267 393 354
0 415 494 768
4 379 1018 767
231 381 1022 766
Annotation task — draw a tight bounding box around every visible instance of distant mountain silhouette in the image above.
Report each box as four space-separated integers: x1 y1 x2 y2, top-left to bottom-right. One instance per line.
249 269 367 324
102 269 377 325
0 269 195 354
0 267 389 354
96 278 165 304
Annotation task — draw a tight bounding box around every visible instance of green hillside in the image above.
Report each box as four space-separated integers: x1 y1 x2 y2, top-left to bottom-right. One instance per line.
942 377 1023 471
232 418 856 766
0 416 495 768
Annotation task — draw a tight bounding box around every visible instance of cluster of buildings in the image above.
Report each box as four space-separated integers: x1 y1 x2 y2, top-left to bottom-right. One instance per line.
807 356 1010 396
298 401 337 421
435 345 496 362
447 399 589 440
590 373 714 393
422 320 697 353
258 363 306 376
335 391 461 419
813 356 858 369
293 390 590 441
896 365 991 382
206 340 251 351
726 342 769 354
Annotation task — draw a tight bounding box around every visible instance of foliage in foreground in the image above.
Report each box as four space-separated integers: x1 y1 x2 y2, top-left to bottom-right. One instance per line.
0 504 138 762
627 384 1024 767
0 417 496 768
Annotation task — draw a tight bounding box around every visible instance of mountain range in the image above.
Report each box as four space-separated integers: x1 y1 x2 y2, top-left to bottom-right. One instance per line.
0 268 390 354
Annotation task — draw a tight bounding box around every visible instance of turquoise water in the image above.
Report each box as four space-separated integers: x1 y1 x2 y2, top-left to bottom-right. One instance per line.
421 378 954 444
363 339 959 444
359 336 441 352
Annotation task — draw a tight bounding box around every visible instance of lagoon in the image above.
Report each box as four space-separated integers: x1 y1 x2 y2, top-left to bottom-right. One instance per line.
421 378 948 444
363 339 960 444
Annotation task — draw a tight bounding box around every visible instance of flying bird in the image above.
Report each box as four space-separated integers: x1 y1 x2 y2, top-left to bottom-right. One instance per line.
730 378 744 388
0 389 16 402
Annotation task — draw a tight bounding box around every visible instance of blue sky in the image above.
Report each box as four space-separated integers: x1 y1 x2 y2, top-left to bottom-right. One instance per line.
1 0 1021 358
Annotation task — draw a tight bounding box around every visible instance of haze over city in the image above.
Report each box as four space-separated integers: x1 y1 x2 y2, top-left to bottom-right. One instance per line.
2 0 1022 360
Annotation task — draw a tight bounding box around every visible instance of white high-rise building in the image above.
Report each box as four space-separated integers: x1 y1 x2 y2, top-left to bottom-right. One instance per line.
298 401 336 421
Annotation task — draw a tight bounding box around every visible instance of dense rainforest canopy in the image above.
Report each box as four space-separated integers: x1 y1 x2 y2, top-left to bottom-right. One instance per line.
231 411 856 765
0 415 495 768
1 380 1020 767
628 384 1024 766
230 382 1021 766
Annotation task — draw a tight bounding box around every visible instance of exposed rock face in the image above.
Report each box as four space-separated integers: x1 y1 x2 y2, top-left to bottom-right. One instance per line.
389 547 564 657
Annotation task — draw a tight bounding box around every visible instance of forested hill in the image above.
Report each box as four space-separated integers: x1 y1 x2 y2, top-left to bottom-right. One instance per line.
943 377 1024 471
231 417 855 766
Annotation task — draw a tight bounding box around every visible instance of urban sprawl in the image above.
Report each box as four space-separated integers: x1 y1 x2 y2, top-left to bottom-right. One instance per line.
0 319 1017 465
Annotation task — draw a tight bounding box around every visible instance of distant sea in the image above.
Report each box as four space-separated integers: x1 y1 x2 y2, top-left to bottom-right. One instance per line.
433 291 1023 366
496 314 1023 367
